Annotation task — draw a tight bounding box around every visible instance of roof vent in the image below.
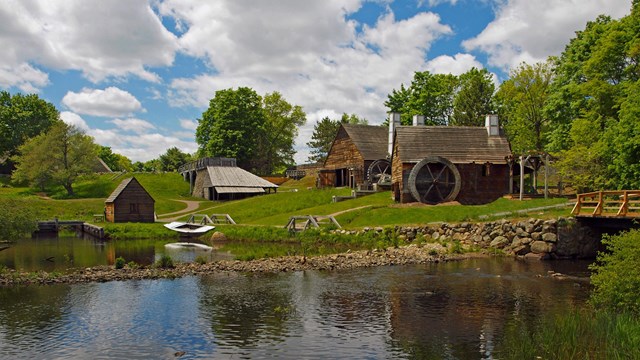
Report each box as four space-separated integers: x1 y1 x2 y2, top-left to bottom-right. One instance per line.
412 115 425 126
485 115 499 136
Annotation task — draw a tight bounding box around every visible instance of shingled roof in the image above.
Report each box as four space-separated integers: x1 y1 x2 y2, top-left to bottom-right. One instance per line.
340 124 389 160
203 166 278 193
393 126 511 163
105 177 154 203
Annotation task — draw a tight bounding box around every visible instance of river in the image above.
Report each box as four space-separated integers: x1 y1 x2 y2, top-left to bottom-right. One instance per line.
0 255 591 359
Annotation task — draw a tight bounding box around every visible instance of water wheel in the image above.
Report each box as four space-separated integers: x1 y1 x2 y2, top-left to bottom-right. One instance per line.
408 156 461 204
367 159 392 185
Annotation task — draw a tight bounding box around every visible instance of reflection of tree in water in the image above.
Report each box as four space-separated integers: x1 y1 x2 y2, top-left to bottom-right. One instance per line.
0 285 70 348
198 273 296 348
319 290 388 331
387 258 591 359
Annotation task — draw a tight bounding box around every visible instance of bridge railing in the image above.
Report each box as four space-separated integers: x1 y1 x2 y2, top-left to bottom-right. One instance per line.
571 190 640 217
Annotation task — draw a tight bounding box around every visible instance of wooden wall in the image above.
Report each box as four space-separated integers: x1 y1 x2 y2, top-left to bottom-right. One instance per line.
321 133 366 187
110 180 155 223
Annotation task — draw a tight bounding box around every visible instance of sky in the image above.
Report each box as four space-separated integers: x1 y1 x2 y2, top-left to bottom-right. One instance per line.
0 0 631 165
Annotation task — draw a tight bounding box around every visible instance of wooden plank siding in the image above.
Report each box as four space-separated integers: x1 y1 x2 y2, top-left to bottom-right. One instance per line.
105 177 155 223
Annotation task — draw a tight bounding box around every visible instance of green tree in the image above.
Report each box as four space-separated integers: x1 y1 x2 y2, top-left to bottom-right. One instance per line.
159 147 192 172
196 87 265 170
12 121 98 196
0 91 59 167
253 92 306 175
451 68 495 126
495 61 554 154
97 146 132 172
0 199 38 240
385 71 457 125
306 114 367 164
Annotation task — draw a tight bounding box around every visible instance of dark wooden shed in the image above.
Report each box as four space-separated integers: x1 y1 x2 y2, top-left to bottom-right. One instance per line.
391 120 512 205
319 124 389 188
105 177 155 223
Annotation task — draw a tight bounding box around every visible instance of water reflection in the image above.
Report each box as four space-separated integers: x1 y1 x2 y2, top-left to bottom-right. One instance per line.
0 258 592 359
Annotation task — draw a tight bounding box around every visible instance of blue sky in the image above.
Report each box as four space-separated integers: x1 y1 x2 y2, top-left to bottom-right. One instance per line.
0 0 630 164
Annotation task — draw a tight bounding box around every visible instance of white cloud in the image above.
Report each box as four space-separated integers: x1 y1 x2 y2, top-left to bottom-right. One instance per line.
0 0 178 85
62 87 143 117
179 119 198 131
59 111 89 131
425 53 484 75
463 0 631 70
110 118 156 134
0 63 49 93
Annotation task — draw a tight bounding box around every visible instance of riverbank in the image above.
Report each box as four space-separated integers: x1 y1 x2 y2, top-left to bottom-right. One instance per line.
0 243 470 286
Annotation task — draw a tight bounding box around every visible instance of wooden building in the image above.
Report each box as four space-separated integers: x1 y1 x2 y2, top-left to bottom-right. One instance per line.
319 124 389 188
105 177 155 223
391 115 512 205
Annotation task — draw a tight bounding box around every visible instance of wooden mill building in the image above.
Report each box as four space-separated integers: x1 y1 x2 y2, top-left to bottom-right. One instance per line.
319 124 389 188
105 177 155 223
391 115 512 205
179 157 278 201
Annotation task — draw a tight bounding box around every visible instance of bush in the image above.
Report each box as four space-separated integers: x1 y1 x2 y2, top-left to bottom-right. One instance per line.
155 254 175 268
195 255 208 265
0 199 38 240
590 229 640 314
114 257 126 269
127 261 139 269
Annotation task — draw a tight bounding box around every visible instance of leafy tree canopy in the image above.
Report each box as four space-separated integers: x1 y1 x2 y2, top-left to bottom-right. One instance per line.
159 147 192 172
451 68 495 126
98 146 133 172
12 121 98 196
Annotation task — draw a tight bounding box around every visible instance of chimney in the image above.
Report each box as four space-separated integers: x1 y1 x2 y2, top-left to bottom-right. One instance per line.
485 114 499 136
412 115 425 126
388 112 401 156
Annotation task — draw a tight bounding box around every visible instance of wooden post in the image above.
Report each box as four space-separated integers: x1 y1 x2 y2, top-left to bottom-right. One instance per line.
519 156 525 201
544 154 549 199
508 160 514 194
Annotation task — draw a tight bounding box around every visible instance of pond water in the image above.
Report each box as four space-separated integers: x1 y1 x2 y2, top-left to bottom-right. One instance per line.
0 257 591 359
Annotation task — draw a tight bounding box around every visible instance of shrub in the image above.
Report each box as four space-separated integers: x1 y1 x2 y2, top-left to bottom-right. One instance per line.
195 255 207 265
127 261 139 269
155 254 175 268
114 256 126 269
590 229 640 314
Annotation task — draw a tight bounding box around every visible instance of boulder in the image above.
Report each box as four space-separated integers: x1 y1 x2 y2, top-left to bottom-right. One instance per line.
210 231 227 242
490 236 510 248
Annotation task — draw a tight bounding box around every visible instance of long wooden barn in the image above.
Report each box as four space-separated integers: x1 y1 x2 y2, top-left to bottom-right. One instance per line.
180 157 278 201
105 177 155 223
391 115 512 205
319 124 389 188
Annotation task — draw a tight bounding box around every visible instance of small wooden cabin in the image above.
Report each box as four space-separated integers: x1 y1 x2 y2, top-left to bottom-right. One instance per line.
319 124 389 188
391 116 512 205
105 177 155 223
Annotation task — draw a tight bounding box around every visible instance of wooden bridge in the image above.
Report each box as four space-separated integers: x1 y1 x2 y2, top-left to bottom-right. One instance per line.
572 190 640 230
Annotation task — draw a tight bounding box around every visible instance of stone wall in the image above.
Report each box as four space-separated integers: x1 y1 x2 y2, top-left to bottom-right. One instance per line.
339 217 601 260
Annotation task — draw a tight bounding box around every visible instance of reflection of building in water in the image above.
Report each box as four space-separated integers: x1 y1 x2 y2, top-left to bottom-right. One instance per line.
387 259 590 358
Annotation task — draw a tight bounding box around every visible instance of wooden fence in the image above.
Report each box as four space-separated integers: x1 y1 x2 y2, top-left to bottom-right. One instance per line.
571 190 640 217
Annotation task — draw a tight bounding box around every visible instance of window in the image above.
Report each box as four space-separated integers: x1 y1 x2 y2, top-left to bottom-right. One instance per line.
129 203 139 214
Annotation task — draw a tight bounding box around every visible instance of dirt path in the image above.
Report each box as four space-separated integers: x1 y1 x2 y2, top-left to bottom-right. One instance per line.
157 200 202 222
329 205 372 217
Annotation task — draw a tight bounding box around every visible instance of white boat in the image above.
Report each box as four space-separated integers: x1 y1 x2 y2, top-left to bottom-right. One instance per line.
164 242 213 251
163 221 215 234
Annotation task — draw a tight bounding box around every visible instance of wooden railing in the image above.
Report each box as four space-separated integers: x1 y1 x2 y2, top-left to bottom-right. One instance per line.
571 190 640 217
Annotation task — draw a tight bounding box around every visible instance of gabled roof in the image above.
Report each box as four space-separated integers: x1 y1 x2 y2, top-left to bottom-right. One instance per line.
340 124 389 160
105 177 154 203
394 126 512 163
203 166 278 192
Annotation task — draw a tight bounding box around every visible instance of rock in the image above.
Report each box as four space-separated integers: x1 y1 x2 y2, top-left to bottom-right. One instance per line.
524 252 548 260
512 245 530 256
530 241 555 254
432 232 440 240
210 231 227 242
490 236 510 248
531 232 542 241
542 233 557 242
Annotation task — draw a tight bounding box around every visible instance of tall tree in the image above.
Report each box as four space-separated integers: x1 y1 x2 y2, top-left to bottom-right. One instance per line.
495 61 554 154
159 147 192 172
0 91 59 167
254 92 306 175
12 121 98 196
196 87 265 170
385 71 457 125
98 146 133 172
451 68 495 126
306 113 367 164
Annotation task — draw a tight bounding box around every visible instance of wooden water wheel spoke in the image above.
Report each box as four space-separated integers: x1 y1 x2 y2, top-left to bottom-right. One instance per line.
408 156 461 204
367 159 392 184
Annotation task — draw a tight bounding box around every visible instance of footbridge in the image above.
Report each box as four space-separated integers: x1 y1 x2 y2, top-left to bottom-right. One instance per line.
178 157 236 193
571 190 640 230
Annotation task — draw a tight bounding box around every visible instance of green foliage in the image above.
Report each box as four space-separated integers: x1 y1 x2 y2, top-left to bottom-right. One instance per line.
98 146 133 172
12 122 98 196
196 88 306 174
194 255 208 265
0 199 38 240
155 254 175 269
306 114 367 164
158 147 191 172
496 309 640 359
114 257 126 269
0 91 59 165
451 67 495 126
590 229 640 314
127 261 139 269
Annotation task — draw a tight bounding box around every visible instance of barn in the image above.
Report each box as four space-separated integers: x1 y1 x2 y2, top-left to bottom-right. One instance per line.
319 123 389 188
180 157 278 201
391 115 512 205
105 177 155 223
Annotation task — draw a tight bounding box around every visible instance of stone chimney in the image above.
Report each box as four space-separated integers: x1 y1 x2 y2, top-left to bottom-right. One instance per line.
389 112 401 156
412 115 425 126
485 114 499 136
